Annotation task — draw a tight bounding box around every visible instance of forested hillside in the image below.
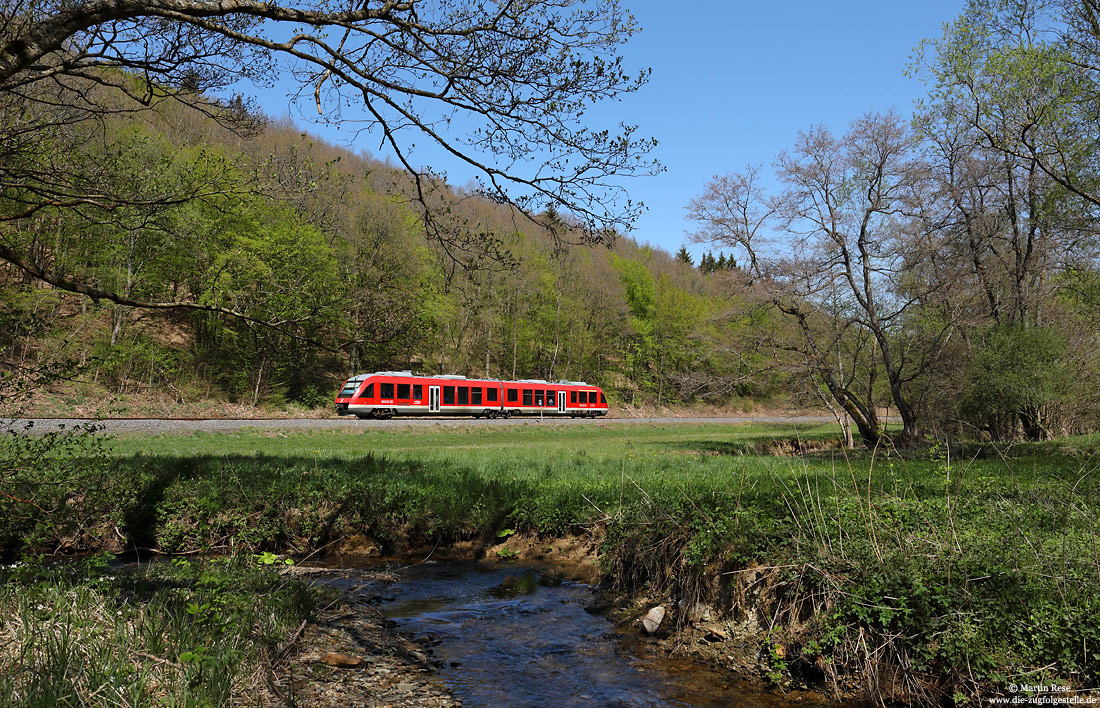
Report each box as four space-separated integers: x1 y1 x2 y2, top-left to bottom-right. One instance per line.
0 97 768 415
6 0 1100 445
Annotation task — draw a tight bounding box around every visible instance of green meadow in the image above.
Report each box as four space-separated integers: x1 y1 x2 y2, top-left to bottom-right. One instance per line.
3 421 1099 704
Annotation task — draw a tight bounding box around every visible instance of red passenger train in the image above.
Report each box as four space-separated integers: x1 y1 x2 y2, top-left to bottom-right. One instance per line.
334 371 608 419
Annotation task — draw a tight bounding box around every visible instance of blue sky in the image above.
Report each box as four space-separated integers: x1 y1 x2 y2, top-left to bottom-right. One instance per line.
614 0 965 257
254 1 965 258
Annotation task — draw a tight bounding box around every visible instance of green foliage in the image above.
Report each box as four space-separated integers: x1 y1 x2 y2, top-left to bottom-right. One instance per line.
0 421 114 557
607 254 723 404
90 337 185 395
613 254 657 323
959 325 1071 439
254 551 293 566
674 245 693 266
697 251 737 274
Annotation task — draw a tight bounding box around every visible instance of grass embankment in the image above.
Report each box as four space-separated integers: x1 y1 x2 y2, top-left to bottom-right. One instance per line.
3 422 1099 705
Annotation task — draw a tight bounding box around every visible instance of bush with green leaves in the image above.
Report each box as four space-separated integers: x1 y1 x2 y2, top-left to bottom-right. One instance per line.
959 325 1072 440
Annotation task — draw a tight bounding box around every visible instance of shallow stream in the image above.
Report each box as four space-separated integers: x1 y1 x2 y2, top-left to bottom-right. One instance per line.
339 559 841 708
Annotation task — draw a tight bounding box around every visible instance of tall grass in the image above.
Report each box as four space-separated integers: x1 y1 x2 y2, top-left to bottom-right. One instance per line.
0 554 321 707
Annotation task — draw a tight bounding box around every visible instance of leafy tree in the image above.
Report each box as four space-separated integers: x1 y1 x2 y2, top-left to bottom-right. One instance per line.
335 191 430 376
688 113 950 448
960 325 1070 440
917 0 1100 210
611 254 657 401
906 0 1100 439
650 274 709 406
0 0 659 334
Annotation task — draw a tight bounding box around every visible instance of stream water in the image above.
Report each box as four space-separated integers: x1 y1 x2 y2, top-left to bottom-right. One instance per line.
339 559 841 708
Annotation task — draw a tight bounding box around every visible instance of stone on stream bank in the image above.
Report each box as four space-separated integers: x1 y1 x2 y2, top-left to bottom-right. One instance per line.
642 605 666 634
490 570 538 596
319 652 364 668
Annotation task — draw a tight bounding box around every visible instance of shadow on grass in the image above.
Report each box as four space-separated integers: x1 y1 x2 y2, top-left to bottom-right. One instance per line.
653 432 848 458
105 452 540 558
656 429 1100 463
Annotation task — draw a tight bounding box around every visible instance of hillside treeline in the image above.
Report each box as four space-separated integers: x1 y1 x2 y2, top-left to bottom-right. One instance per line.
7 0 1100 445
0 98 769 413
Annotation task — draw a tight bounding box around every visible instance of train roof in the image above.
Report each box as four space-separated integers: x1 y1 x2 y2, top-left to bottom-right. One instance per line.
347 371 594 386
349 371 501 385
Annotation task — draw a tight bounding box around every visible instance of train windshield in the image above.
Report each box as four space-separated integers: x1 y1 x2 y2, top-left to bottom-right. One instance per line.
339 380 359 397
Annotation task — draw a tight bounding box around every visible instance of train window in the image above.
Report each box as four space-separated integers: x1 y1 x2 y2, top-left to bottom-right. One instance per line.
381 383 395 399
472 388 483 405
359 383 374 399
534 390 543 406
579 391 588 403
443 386 455 405
396 383 410 400
570 390 577 404
507 388 518 402
340 381 358 397
544 390 553 405
413 384 423 399
458 387 469 405
487 388 498 402
522 389 533 406
600 392 606 404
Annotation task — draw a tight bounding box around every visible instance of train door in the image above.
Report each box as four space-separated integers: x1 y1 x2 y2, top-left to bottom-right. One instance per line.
429 386 440 413
557 390 567 414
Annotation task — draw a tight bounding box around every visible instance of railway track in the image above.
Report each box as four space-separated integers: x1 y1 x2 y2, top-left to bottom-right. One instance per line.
3 415 835 435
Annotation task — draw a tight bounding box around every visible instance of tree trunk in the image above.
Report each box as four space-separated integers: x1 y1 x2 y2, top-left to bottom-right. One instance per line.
109 306 124 346
814 376 854 448
251 356 265 407
1019 406 1053 441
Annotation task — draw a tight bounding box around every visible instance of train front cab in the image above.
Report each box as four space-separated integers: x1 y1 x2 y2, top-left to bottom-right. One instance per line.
340 374 429 418
334 375 366 416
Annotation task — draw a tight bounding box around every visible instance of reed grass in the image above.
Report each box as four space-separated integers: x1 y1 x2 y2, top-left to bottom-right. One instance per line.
0 554 320 707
